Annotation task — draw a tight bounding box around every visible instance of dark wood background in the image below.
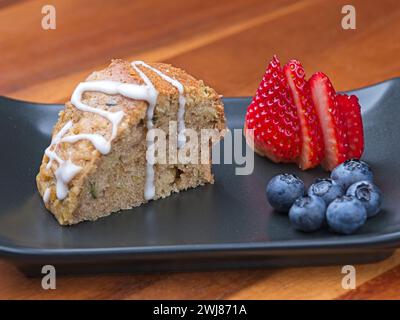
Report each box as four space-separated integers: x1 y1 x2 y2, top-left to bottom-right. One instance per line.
1 0 400 299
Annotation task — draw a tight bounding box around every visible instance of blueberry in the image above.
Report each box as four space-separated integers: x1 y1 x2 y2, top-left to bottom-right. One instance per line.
331 159 373 190
326 196 367 235
308 178 344 205
289 195 326 232
346 181 383 218
266 173 305 212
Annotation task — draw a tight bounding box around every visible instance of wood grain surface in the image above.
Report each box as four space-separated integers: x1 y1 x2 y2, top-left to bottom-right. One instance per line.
1 0 400 300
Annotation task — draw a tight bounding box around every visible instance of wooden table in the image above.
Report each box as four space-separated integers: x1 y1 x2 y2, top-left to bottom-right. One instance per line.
1 0 400 300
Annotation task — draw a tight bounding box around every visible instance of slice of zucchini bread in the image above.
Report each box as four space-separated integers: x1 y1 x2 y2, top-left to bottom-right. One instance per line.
36 59 226 225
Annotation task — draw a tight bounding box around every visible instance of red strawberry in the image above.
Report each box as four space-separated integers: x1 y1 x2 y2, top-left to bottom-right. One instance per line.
284 60 324 169
336 94 364 159
309 72 348 171
245 55 301 163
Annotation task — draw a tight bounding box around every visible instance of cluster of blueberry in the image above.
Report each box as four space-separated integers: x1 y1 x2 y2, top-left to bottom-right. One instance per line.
266 159 383 234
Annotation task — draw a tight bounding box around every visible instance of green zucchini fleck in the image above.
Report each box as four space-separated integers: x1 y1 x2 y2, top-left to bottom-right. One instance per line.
89 181 97 199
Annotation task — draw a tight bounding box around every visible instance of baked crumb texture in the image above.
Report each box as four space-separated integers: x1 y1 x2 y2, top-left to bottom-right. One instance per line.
36 59 226 225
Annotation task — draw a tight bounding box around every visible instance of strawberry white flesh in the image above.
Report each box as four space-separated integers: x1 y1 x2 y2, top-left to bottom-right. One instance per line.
284 60 324 169
309 72 348 171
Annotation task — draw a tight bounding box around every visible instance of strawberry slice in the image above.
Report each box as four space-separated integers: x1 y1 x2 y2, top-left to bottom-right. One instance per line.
336 93 364 159
309 72 348 171
245 55 301 163
284 60 324 169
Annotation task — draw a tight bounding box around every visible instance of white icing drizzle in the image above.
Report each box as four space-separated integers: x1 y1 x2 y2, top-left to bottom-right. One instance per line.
55 159 82 200
61 134 110 155
43 187 51 204
44 120 83 200
43 61 186 203
71 81 130 141
131 61 158 200
45 120 73 170
134 61 187 148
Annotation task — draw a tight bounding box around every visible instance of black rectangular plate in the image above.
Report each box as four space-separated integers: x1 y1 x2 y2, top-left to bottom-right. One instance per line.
1 79 400 276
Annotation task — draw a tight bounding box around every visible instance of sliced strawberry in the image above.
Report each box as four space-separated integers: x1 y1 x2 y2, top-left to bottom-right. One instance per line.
284 60 324 169
336 93 364 159
309 72 348 171
245 55 301 163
